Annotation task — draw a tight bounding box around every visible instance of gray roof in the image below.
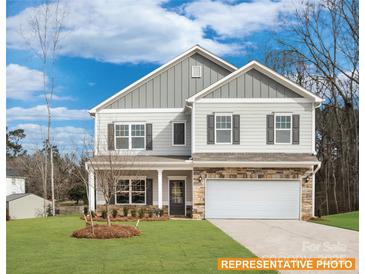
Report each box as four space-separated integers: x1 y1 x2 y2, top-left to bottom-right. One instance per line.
6 193 30 202
192 153 319 162
6 167 25 177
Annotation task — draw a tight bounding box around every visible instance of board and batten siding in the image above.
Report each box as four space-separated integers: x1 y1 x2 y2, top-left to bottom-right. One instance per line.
204 69 302 99
105 53 231 109
96 111 191 155
194 102 313 153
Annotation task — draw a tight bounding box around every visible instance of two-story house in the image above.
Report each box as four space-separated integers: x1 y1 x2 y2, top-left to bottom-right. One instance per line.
87 45 322 220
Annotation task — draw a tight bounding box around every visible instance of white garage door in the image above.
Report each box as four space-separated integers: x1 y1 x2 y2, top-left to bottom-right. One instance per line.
205 180 300 219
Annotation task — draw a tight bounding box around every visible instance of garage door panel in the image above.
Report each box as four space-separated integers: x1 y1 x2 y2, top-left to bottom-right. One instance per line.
206 180 300 219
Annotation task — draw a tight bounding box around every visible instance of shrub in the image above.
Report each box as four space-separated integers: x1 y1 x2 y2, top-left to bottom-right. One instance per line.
112 209 118 218
123 207 129 217
148 209 153 218
153 208 160 217
138 208 145 218
101 210 108 219
83 206 88 215
91 211 96 218
46 204 53 217
158 209 164 217
130 208 137 217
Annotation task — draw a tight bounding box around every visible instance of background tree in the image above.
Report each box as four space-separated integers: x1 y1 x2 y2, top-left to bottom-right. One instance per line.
264 0 358 215
68 184 87 205
6 128 27 158
20 0 66 216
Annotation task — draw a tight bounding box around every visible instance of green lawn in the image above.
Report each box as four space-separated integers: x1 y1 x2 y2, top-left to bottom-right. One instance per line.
311 211 359 231
7 216 275 274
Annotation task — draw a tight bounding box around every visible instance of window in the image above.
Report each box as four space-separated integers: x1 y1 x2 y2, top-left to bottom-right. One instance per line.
215 114 232 144
115 179 129 204
275 114 292 144
192 65 202 78
172 121 185 146
115 123 145 150
115 179 146 204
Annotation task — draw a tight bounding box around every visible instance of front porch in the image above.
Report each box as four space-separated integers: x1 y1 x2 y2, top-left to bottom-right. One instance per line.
87 155 193 217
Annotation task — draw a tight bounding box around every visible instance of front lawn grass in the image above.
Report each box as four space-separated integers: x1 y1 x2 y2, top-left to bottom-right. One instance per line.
7 216 275 274
311 211 359 231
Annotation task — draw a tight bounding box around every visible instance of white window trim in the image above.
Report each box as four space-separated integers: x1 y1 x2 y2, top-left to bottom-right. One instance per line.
191 65 202 78
214 113 233 145
115 176 147 205
274 113 292 144
172 121 186 146
114 122 146 150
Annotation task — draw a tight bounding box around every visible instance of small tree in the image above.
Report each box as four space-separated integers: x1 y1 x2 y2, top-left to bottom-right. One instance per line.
89 154 138 227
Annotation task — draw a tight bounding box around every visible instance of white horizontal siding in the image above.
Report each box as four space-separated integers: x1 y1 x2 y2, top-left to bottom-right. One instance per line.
96 111 191 155
96 170 192 206
194 102 313 153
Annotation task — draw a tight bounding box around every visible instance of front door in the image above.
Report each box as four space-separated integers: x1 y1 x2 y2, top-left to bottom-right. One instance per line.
169 180 185 216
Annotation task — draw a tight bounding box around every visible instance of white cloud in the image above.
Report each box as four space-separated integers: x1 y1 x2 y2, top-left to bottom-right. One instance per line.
6 64 44 100
6 0 300 64
7 105 89 121
7 64 74 101
183 0 297 38
13 123 92 152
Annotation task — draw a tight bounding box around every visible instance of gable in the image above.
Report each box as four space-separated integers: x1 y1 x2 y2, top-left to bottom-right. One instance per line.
203 68 302 99
105 53 232 109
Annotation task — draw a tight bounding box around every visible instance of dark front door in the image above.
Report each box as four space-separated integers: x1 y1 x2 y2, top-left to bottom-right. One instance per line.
169 180 185 216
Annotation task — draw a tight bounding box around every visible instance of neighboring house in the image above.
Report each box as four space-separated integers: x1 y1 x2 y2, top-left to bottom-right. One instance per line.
87 45 323 220
6 193 51 219
6 168 25 195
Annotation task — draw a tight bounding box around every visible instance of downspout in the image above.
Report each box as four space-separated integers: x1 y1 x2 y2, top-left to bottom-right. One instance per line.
304 162 322 218
311 101 322 216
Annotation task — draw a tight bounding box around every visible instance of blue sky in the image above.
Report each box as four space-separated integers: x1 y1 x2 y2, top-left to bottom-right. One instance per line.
6 0 298 152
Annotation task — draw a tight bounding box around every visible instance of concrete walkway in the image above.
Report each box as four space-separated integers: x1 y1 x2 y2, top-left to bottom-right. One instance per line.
209 219 358 274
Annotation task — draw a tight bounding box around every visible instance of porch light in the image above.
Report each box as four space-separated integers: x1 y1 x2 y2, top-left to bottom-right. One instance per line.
198 176 202 182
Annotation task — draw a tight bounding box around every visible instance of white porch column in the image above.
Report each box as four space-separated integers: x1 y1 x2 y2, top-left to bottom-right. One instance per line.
88 167 95 211
157 169 163 209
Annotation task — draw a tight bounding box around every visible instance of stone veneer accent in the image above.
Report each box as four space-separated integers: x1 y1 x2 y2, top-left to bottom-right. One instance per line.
192 167 313 220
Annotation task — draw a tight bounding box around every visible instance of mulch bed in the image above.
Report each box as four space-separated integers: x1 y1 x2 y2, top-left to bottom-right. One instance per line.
72 224 141 239
81 216 169 222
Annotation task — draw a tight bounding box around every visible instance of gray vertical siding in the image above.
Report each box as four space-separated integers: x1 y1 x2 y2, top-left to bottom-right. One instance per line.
106 53 231 109
204 69 302 98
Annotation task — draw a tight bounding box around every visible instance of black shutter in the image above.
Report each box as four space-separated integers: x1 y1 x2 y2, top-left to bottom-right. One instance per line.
146 178 153 205
292 114 300 144
146 123 153 150
233 115 240 144
107 124 115 150
207 115 215 144
266 115 274 144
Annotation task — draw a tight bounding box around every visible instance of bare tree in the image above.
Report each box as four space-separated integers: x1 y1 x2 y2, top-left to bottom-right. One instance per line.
264 0 358 214
88 153 139 227
20 0 66 215
69 140 95 235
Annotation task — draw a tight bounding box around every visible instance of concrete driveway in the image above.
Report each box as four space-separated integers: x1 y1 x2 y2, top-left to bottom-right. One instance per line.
209 219 358 274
